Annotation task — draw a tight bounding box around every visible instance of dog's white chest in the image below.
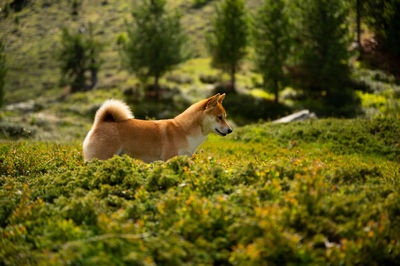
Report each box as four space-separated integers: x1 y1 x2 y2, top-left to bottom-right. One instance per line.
179 134 207 156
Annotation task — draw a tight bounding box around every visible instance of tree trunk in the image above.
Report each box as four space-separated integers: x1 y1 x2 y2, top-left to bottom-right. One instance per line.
90 68 97 90
89 57 98 90
274 79 279 103
356 0 361 54
72 68 85 93
230 65 236 92
154 74 160 99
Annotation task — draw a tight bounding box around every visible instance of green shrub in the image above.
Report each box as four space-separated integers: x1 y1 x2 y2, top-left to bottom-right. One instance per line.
0 40 6 108
217 93 292 125
231 117 400 160
0 119 399 264
199 73 219 84
57 25 103 92
0 122 35 139
0 142 82 178
352 68 398 93
192 0 213 8
9 0 30 12
124 85 191 119
58 195 99 226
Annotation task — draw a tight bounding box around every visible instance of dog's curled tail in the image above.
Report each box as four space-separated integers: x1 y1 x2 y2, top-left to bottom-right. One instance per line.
94 99 134 125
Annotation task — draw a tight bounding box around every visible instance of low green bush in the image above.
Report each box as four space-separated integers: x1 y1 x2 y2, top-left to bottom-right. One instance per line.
0 122 36 139
199 73 219 84
219 93 292 125
124 85 191 120
231 117 400 160
0 142 82 177
0 118 399 264
352 68 398 93
192 0 213 8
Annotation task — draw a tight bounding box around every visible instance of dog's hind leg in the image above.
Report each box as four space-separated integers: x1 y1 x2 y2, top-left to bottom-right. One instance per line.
83 125 121 161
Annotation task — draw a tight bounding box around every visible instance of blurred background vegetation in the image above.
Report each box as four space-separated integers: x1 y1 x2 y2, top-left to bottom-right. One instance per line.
0 0 399 140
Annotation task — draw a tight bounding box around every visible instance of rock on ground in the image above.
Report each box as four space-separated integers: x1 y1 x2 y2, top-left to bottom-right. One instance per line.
273 110 317 123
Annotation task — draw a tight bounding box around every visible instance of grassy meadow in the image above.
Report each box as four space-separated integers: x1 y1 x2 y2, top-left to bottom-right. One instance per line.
1 0 400 265
1 118 400 264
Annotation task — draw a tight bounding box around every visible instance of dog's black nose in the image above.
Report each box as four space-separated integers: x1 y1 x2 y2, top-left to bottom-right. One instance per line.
227 128 233 134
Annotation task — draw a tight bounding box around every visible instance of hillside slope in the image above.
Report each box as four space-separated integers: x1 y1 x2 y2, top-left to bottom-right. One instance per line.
0 0 261 103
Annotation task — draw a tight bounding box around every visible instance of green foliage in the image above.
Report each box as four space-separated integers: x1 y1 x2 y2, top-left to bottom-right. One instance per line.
0 142 82 178
124 85 191 120
120 0 189 91
1 119 399 265
232 117 400 160
0 40 6 107
357 90 400 119
192 0 213 8
218 93 292 125
71 0 82 16
297 0 358 116
0 122 35 139
9 0 30 12
207 0 249 90
352 67 400 118
298 0 352 92
253 0 291 103
57 25 103 93
352 68 398 93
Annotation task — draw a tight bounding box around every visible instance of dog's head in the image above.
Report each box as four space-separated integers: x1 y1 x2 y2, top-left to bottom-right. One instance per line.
203 93 232 136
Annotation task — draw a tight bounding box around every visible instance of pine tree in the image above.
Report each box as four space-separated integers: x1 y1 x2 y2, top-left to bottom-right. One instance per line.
364 0 400 57
0 40 6 107
355 0 362 50
71 0 82 16
57 24 103 93
10 0 30 12
121 0 188 97
253 0 291 103
298 0 355 115
208 0 249 91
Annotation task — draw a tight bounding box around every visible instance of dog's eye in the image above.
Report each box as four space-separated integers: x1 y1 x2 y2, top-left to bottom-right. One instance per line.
218 115 223 120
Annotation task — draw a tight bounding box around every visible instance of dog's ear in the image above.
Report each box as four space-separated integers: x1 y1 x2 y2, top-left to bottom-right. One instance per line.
204 93 220 109
218 93 226 103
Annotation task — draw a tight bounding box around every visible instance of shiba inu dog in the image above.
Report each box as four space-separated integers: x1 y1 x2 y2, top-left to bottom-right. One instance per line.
83 93 232 162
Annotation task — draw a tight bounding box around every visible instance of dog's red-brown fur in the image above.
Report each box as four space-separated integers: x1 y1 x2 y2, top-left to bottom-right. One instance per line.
83 94 232 162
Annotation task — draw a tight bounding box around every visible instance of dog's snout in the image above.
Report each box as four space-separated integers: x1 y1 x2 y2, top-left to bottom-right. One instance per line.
227 128 233 134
